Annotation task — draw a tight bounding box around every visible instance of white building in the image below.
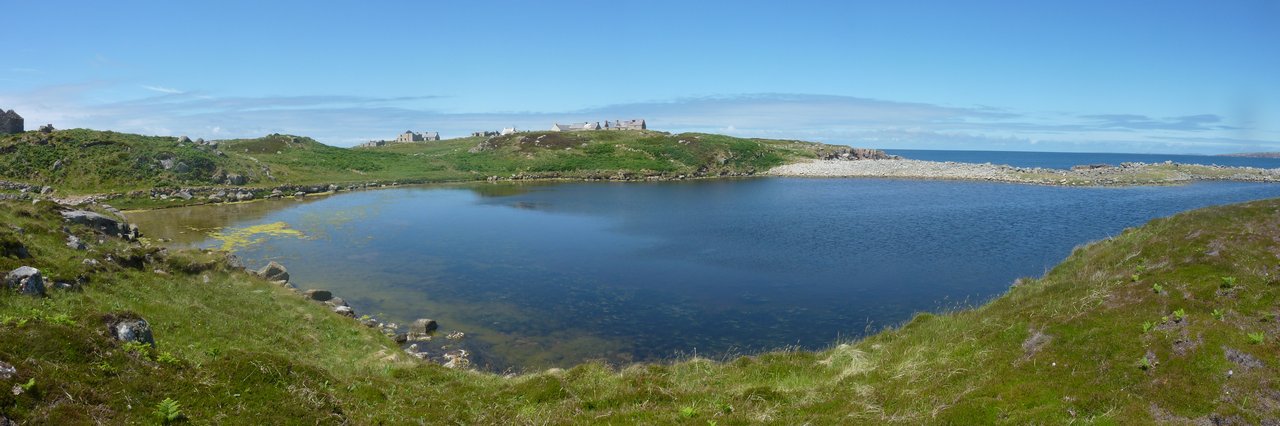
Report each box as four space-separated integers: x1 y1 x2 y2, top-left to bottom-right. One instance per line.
551 122 601 132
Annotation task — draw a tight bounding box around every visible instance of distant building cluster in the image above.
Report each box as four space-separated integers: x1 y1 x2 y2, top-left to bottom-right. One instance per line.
551 119 645 132
358 130 440 147
362 119 648 147
0 107 24 135
471 127 520 137
396 130 440 142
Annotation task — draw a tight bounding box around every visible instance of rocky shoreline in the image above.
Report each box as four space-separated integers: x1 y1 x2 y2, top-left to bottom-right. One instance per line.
4 200 474 370
766 159 1280 186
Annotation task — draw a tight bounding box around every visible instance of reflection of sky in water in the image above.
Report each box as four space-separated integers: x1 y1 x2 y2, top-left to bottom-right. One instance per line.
127 179 1280 371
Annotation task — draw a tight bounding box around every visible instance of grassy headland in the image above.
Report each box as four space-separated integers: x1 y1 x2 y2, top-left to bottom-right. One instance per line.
0 129 853 208
2 196 1277 423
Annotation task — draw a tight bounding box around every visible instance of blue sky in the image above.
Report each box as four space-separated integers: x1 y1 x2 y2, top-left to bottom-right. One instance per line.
1 1 1277 153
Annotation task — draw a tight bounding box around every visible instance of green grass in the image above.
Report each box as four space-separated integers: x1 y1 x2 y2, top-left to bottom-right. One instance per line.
0 129 844 201
3 196 1280 423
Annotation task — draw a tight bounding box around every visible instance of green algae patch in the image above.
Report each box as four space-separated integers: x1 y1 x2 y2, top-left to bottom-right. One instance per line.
207 221 306 251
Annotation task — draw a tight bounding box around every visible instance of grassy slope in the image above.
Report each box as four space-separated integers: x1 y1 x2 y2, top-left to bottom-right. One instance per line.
0 129 837 196
0 130 259 192
2 197 1278 423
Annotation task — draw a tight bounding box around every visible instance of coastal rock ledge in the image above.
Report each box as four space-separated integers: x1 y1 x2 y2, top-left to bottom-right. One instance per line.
767 159 1280 186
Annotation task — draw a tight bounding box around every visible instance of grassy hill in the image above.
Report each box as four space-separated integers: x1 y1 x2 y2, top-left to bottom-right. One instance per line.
0 129 849 196
2 195 1277 423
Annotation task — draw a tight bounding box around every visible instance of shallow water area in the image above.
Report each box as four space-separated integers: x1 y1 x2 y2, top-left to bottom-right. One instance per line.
127 178 1280 371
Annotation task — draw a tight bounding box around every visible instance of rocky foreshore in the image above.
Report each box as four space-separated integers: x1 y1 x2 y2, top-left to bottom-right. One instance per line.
767 159 1280 186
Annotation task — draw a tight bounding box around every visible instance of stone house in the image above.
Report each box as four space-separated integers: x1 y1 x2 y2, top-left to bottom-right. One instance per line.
395 131 441 142
551 122 602 132
606 119 646 131
0 108 23 135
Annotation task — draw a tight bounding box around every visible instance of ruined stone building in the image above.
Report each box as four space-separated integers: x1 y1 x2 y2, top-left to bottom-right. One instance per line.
605 119 646 130
395 130 441 142
0 108 23 135
550 119 646 132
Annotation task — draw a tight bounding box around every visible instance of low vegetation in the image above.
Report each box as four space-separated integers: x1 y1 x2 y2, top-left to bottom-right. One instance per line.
2 193 1278 423
0 129 845 198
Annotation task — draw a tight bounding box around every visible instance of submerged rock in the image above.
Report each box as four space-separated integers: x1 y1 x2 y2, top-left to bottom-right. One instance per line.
5 266 46 296
410 318 439 338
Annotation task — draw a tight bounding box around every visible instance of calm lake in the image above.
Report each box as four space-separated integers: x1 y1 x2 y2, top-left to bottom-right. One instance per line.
127 178 1280 370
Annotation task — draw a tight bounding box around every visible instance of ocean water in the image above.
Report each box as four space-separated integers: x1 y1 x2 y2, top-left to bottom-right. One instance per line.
127 178 1280 370
886 149 1280 170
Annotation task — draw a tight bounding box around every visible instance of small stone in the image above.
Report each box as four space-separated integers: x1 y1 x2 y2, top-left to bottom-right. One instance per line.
0 361 15 380
66 234 87 250
333 306 356 317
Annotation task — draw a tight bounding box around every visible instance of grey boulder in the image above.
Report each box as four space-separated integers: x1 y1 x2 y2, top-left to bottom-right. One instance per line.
106 315 155 347
411 318 439 335
60 210 139 240
304 289 332 302
5 266 46 296
256 261 289 282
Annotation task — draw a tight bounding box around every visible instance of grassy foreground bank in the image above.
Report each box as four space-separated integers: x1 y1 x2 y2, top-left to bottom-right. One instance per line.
2 195 1278 423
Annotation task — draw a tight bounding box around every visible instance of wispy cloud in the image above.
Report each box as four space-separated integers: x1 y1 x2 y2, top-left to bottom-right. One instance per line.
1078 113 1234 131
0 84 1274 154
140 85 185 95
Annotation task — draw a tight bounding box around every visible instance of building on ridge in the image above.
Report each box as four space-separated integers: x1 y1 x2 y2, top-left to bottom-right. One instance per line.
0 108 24 135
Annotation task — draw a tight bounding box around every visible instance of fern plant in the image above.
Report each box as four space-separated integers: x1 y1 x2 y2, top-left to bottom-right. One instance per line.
154 397 185 424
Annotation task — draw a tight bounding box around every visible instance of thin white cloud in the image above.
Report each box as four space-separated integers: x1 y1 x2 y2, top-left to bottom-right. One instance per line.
1 83 1275 154
140 85 185 95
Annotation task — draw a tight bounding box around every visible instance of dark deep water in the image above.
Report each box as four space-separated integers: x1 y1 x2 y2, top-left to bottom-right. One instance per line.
128 178 1280 370
886 149 1280 170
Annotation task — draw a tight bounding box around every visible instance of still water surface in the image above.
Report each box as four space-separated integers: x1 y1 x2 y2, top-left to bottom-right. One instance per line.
127 178 1280 370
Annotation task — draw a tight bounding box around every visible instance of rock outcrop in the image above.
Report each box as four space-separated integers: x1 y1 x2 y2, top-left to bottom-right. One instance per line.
5 266 46 296
816 147 896 161
60 210 139 241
